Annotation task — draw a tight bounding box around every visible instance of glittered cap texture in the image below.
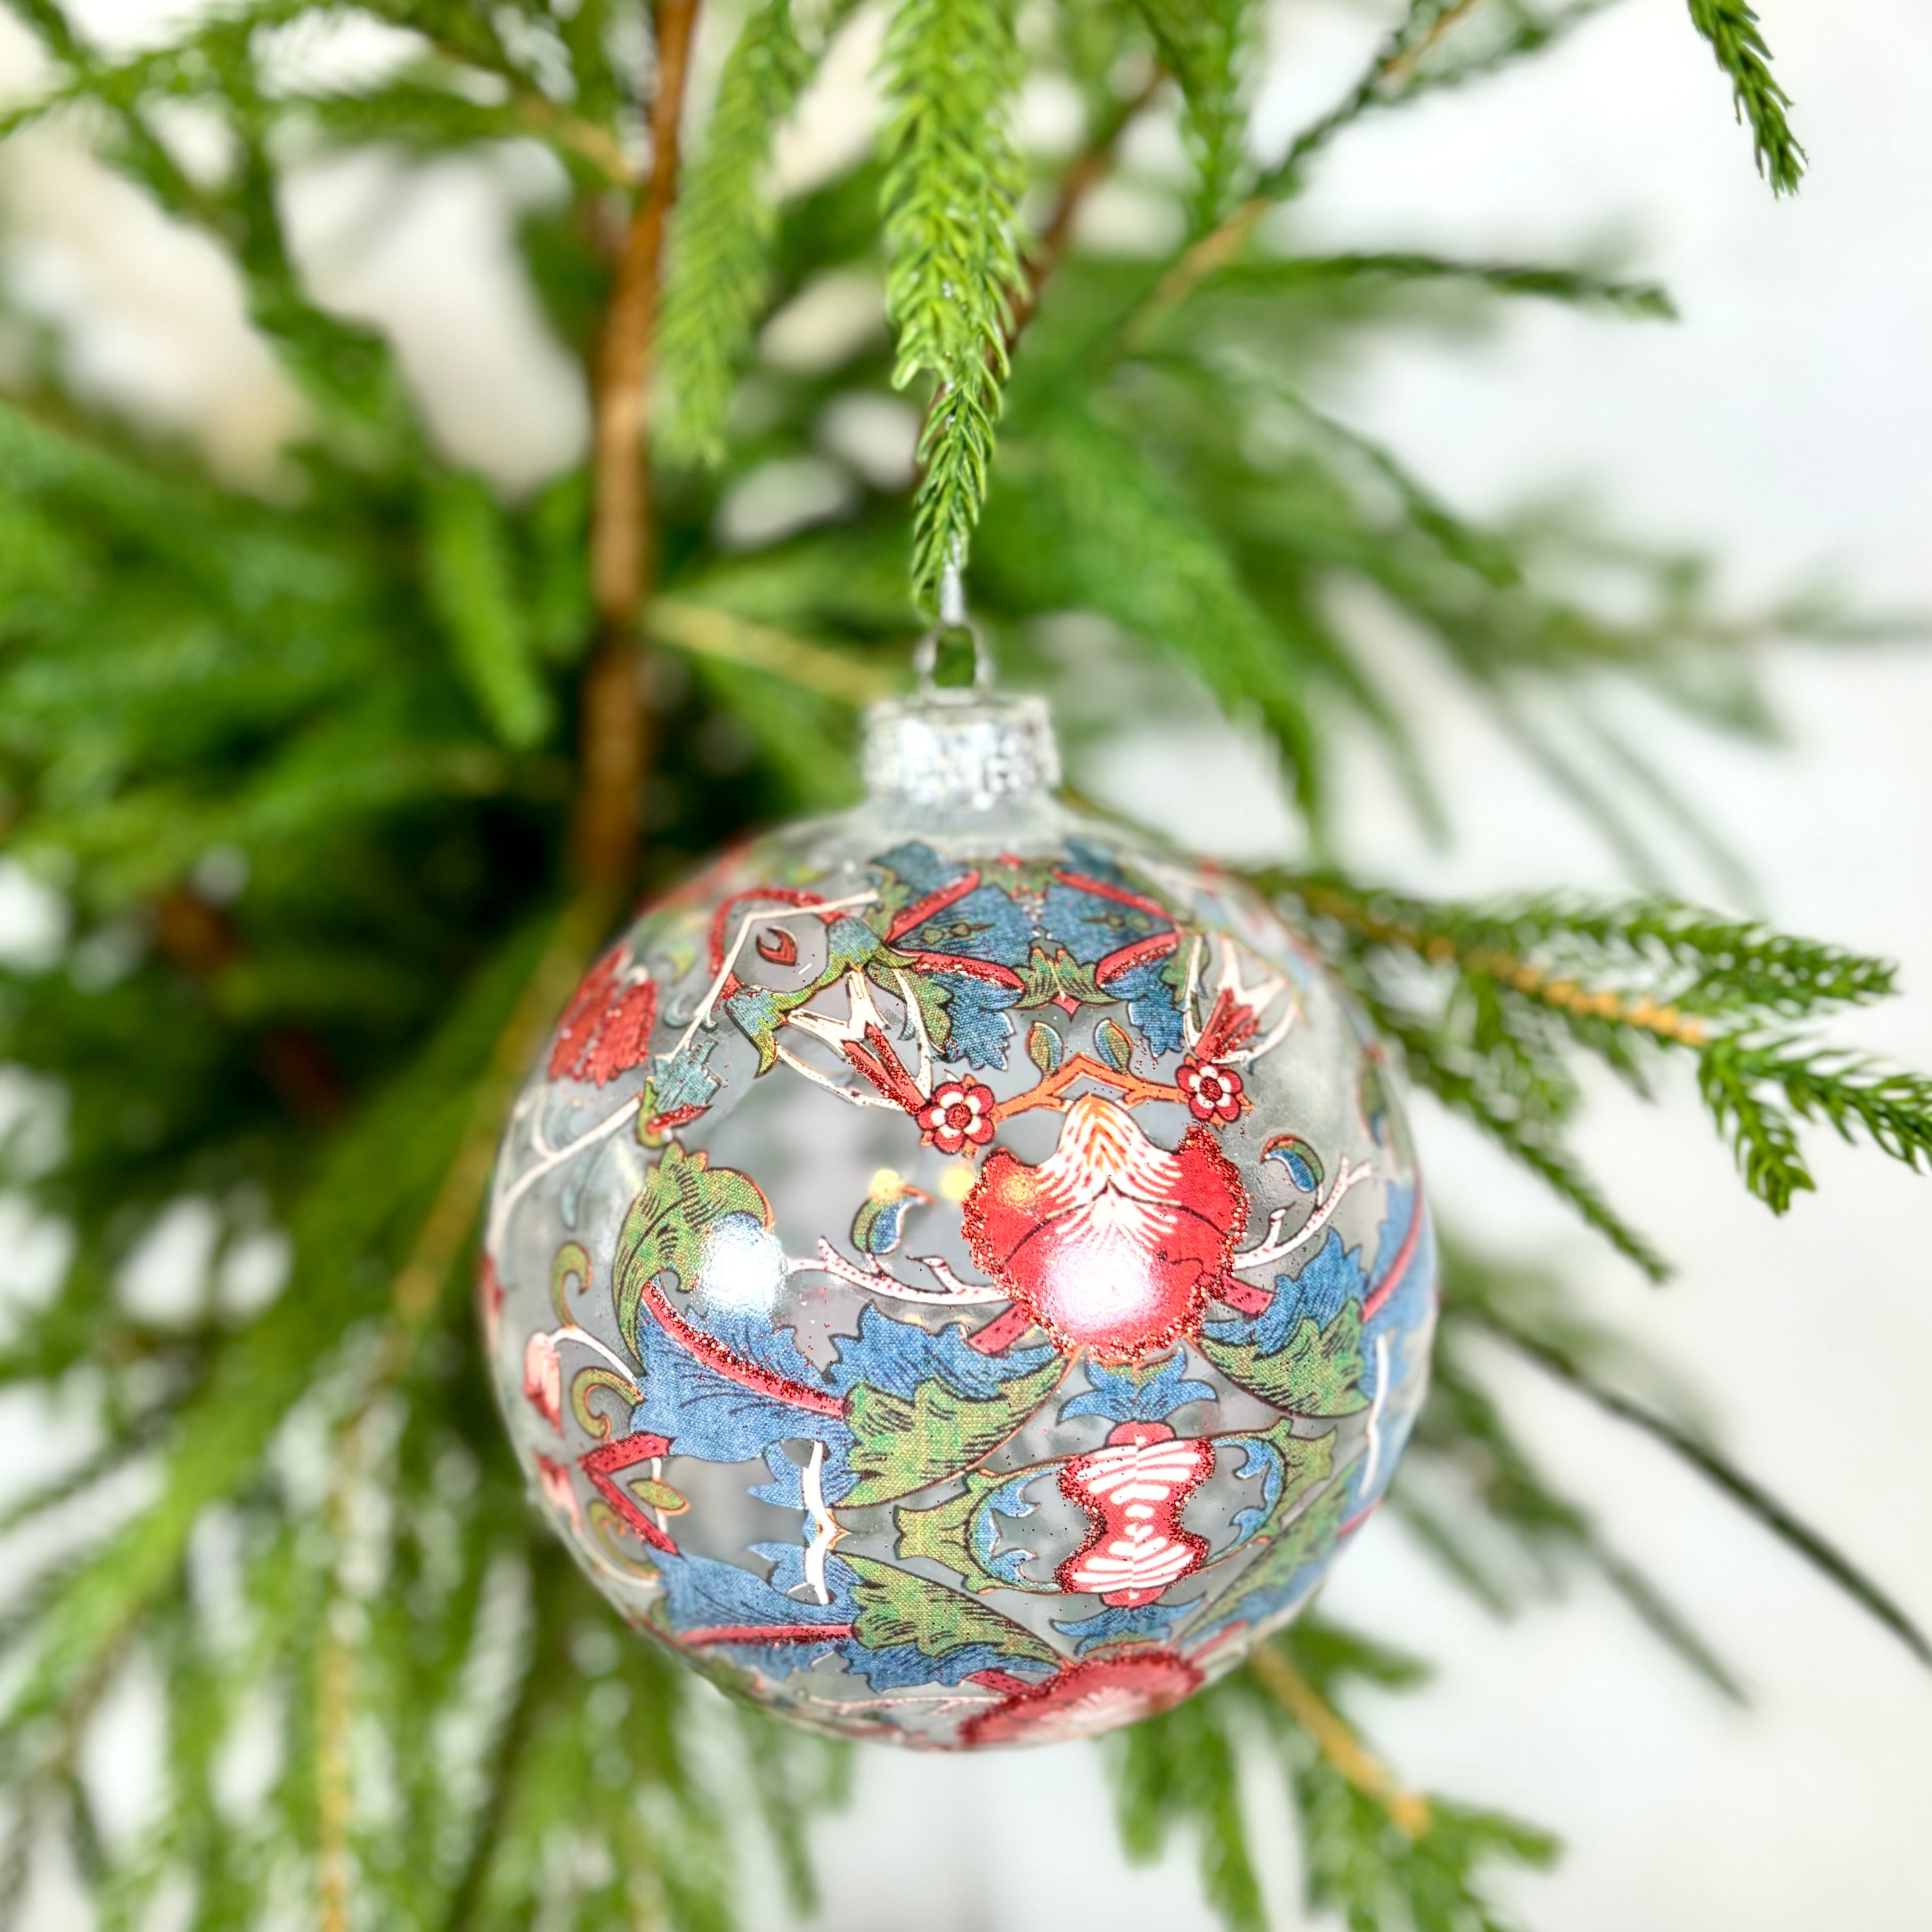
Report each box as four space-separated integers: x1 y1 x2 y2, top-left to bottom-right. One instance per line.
862 692 1061 811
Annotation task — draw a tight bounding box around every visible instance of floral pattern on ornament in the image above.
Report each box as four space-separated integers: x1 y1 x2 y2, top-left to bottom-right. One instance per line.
481 830 1437 1749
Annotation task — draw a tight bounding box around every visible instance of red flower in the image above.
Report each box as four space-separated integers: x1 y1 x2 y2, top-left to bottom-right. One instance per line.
522 1330 563 1431
963 1093 1247 1358
1177 1057 1243 1124
960 1650 1202 1748
916 1078 997 1156
580 978 658 1085
548 946 659 1086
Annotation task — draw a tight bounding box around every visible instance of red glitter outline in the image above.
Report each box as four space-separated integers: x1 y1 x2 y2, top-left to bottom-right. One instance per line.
579 1431 680 1554
1055 1425 1215 1606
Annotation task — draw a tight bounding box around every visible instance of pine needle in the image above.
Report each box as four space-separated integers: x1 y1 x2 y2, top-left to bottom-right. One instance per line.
657 0 813 466
879 0 1026 611
1481 1311 1932 1669
1685 0 1805 194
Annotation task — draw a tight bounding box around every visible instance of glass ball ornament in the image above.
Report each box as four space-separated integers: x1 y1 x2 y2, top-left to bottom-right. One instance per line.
481 677 1437 1749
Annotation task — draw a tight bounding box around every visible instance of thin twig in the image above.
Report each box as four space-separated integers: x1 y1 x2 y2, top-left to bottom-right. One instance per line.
1380 0 1487 87
1248 1643 1434 1837
417 27 637 184
515 94 636 185
1126 0 1495 343
1284 878 1711 1047
1475 1311 1932 1670
646 599 896 705
1003 67 1167 350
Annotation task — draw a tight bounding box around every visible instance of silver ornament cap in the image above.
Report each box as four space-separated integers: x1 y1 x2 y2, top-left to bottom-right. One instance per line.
860 595 1060 812
861 688 1061 813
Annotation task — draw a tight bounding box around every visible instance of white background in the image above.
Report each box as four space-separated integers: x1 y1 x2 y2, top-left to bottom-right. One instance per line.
3 1 1930 1926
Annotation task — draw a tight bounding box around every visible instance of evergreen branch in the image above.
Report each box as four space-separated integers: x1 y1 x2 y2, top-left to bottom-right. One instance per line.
1590 1538 1748 1702
287 77 634 184
1699 1037 1932 1211
1415 1261 1747 1699
646 599 896 705
1125 0 1252 224
311 890 613 1924
1238 1624 1561 1931
1257 869 1932 1239
1685 0 1804 194
0 1 406 434
437 1537 568 1932
1382 1008 1673 1276
0 926 552 1752
990 404 1323 815
1475 1305 1932 1669
1112 1685 1267 1931
1286 879 1716 1046
1127 0 1615 339
1204 250 1676 318
1582 714 1759 910
880 0 1026 609
423 473 555 749
1247 1642 1433 1837
1260 0 1617 194
657 0 814 466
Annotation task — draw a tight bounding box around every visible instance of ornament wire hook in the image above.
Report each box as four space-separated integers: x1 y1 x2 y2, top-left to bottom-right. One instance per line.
914 544 994 696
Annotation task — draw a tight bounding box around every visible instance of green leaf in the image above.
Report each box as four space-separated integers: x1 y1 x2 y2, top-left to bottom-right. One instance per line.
1199 1303 1368 1417
1017 945 1106 1009
1185 1467 1350 1637
1231 1420 1336 1536
893 1467 1014 1590
611 1144 773 1344
842 1356 1065 1506
1094 1016 1134 1072
841 1552 1059 1665
1026 1018 1063 1074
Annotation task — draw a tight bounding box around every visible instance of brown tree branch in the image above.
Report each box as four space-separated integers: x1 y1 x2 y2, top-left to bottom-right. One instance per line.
576 0 703 894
